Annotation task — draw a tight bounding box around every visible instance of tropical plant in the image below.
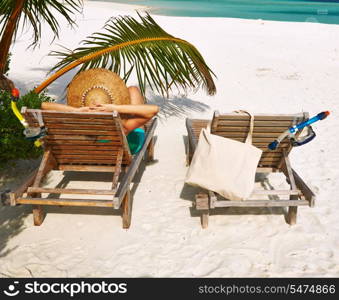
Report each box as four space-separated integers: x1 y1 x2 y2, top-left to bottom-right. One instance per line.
35 13 216 98
0 90 54 167
0 0 83 91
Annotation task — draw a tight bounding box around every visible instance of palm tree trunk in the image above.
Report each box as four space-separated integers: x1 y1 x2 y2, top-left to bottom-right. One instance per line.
0 0 25 75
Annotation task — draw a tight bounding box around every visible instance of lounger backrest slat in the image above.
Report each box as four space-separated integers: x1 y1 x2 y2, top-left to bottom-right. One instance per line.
23 108 132 166
211 112 307 168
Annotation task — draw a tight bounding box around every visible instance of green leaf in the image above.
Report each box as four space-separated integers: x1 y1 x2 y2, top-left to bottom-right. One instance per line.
43 13 216 97
0 90 54 167
0 0 83 48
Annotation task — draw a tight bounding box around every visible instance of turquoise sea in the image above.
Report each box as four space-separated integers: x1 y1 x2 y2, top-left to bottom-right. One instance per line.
89 0 339 24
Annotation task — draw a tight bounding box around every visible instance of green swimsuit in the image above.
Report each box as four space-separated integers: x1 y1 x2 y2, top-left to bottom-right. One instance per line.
126 128 145 154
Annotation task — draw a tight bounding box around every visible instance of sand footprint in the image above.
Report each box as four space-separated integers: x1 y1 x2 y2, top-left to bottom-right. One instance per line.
256 67 272 77
0 239 87 277
269 232 337 276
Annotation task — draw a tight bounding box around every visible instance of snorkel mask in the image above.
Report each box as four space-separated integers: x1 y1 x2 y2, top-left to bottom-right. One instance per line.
268 111 330 151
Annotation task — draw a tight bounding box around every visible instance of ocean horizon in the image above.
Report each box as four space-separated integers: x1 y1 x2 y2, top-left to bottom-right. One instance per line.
88 0 339 24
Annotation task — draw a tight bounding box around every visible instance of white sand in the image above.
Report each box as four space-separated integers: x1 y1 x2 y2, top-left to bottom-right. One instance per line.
1 0 339 277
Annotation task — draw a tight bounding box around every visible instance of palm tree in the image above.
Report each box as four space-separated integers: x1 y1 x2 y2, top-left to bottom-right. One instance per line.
35 13 216 98
0 0 83 91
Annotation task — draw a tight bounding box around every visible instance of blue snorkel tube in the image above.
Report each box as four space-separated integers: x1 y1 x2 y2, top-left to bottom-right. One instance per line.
268 111 330 151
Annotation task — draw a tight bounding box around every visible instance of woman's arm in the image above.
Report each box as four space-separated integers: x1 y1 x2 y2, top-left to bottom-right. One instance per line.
92 103 159 119
41 102 89 112
90 103 159 134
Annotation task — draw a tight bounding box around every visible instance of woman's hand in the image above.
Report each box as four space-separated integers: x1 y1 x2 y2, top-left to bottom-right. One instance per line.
88 104 116 112
72 104 116 112
75 106 92 112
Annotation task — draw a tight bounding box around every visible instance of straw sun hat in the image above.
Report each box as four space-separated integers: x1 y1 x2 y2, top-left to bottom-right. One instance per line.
67 68 131 107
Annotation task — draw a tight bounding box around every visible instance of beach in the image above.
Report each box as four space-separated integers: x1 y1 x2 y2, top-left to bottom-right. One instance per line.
1 0 339 277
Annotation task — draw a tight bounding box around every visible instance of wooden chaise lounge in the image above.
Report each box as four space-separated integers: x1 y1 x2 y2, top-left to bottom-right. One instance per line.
9 108 157 228
186 111 315 228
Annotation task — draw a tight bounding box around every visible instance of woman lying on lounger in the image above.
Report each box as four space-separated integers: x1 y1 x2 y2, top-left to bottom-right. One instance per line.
42 85 159 155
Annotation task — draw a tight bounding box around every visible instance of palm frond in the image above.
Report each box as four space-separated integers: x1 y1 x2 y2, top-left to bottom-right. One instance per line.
0 0 83 47
36 13 216 97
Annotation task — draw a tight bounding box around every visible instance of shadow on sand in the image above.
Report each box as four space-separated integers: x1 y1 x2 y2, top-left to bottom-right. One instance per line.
180 136 288 222
0 136 159 228
147 93 210 119
180 182 287 220
0 159 40 258
40 158 149 219
39 137 159 221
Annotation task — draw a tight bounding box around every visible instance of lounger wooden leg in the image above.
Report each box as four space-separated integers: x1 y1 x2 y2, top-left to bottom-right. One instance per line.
33 204 45 226
281 152 298 225
287 194 298 225
196 192 209 229
29 149 56 226
9 168 39 206
122 189 132 229
201 210 209 229
287 205 298 225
